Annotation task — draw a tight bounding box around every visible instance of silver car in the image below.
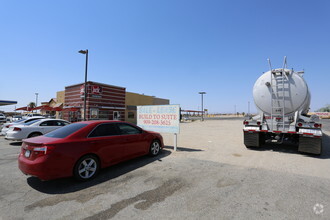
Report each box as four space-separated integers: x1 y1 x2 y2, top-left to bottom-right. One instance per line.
0 113 6 123
0 116 45 136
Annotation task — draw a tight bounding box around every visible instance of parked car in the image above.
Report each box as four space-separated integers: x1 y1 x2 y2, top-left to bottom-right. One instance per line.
12 115 23 122
5 119 70 141
0 116 45 136
22 113 42 119
18 120 163 181
0 113 6 123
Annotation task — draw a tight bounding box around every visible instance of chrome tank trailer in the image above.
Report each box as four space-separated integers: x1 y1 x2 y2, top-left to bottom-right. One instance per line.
243 58 322 155
253 68 311 116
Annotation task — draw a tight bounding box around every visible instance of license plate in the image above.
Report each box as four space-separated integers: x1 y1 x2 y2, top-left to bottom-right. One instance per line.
24 150 31 158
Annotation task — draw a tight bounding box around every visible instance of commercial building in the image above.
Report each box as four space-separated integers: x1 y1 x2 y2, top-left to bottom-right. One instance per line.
125 92 169 124
51 81 169 123
63 81 126 122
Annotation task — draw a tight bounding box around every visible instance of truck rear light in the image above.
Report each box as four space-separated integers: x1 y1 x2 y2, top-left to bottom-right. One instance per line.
297 123 303 127
314 123 321 128
243 121 249 125
13 127 21 131
257 122 261 125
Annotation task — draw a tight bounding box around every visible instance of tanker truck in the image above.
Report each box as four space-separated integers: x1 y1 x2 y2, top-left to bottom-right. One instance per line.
243 59 322 155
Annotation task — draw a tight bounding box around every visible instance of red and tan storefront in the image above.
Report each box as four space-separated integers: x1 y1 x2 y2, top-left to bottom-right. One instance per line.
63 81 126 122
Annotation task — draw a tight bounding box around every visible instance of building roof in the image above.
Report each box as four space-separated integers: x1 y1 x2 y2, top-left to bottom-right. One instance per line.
65 81 125 90
49 98 57 103
126 91 168 100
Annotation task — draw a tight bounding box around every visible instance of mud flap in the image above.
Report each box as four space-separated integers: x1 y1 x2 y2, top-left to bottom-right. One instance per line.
244 132 264 148
298 136 322 155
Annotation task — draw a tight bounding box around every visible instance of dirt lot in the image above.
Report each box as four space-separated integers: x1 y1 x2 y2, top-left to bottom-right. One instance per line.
0 118 329 219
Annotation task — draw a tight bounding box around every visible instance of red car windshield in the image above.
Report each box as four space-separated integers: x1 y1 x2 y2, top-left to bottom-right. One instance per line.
44 123 88 138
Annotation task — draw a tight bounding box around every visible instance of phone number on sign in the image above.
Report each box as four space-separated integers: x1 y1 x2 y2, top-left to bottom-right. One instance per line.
143 120 171 126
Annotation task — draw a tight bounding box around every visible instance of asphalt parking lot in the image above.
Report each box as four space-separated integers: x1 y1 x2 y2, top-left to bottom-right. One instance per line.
1 118 330 219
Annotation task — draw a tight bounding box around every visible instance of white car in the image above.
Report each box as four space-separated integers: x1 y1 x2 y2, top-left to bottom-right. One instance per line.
0 116 45 136
12 115 23 122
0 113 6 123
5 119 70 141
22 113 42 119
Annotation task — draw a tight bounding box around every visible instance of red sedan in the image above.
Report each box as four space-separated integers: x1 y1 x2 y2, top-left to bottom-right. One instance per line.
18 120 164 181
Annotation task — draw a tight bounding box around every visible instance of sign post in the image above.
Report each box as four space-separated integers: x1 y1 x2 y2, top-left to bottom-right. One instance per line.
174 133 177 151
137 104 180 151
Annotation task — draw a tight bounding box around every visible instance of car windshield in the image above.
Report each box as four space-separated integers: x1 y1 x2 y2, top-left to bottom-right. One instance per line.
15 119 26 123
44 123 88 138
24 118 43 123
25 119 42 126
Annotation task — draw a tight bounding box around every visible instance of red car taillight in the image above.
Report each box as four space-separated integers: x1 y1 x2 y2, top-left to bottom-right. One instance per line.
21 144 55 159
13 127 21 131
33 146 55 157
314 123 322 128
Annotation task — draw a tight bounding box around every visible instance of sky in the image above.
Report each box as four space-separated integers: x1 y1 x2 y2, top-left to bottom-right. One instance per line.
1 0 329 114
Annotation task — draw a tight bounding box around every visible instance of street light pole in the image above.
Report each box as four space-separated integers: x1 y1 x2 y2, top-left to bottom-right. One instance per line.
199 92 206 121
35 93 38 113
79 49 89 121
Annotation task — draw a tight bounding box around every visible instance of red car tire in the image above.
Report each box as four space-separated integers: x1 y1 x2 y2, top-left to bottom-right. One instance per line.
73 154 100 181
149 139 161 156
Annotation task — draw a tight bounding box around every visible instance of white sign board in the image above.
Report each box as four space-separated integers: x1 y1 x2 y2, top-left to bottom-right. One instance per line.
137 104 180 134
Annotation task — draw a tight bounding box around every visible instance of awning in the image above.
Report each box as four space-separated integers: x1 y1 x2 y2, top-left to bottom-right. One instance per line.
32 105 54 111
0 100 18 106
15 107 32 111
53 107 63 111
52 103 63 111
62 107 80 112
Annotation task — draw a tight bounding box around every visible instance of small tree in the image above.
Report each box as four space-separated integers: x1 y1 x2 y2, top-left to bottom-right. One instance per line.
316 104 330 112
28 102 36 109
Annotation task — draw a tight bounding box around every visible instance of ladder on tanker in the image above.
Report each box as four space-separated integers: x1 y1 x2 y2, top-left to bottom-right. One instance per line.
269 58 288 131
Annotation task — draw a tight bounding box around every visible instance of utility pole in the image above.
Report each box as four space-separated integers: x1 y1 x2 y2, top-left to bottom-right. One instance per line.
79 49 89 121
199 92 206 121
35 93 39 113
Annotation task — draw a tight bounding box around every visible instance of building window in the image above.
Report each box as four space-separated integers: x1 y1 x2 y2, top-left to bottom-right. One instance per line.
99 110 109 120
90 108 99 119
69 111 80 122
128 112 135 119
